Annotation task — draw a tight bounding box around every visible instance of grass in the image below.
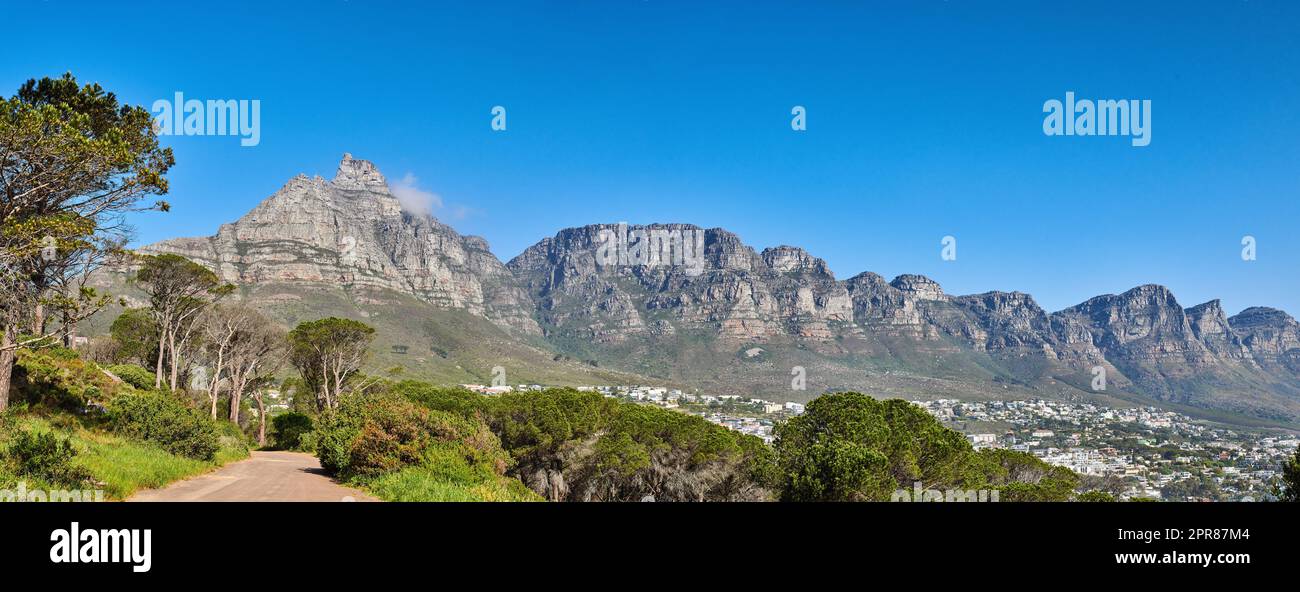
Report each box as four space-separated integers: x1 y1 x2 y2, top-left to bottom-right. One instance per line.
364 467 541 502
358 445 541 502
2 415 251 500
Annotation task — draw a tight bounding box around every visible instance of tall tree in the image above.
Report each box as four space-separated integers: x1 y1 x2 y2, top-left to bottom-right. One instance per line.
218 307 285 434
197 305 246 418
109 307 160 367
45 234 127 347
287 317 374 410
0 72 173 411
132 253 230 390
772 393 983 501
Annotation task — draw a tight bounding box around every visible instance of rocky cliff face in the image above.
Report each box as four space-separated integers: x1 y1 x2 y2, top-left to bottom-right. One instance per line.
139 154 540 336
129 157 1300 425
507 224 854 343
510 224 1300 423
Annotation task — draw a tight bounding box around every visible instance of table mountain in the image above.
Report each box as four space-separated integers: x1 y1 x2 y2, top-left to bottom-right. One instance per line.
139 154 539 337
119 157 1300 426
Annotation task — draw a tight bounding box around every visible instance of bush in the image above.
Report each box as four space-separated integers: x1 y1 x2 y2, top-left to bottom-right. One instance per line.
106 392 220 461
107 364 157 391
4 429 92 487
346 401 439 478
313 395 513 480
12 346 120 411
313 404 367 476
417 388 775 502
1077 490 1117 502
975 448 1080 501
773 394 1073 502
272 412 314 450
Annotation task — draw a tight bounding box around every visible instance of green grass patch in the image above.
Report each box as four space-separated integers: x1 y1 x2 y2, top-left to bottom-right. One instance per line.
362 455 542 502
3 416 250 500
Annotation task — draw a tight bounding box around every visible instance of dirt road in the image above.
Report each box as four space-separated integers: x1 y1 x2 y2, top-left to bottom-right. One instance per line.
128 451 377 502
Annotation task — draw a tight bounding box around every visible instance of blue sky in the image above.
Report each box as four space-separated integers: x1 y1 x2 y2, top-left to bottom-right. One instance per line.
6 0 1299 315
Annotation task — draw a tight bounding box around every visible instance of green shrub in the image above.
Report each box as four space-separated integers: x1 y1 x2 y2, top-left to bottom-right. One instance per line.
346 402 437 478
975 448 1080 501
106 392 220 461
365 454 542 502
313 395 515 482
4 429 92 487
1077 490 1117 502
313 404 367 476
773 394 1060 501
12 347 120 411
107 364 157 391
396 383 485 418
214 420 252 459
314 395 500 480
271 412 314 450
471 389 775 501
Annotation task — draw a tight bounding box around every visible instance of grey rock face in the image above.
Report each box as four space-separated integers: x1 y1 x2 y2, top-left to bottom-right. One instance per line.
507 223 853 342
139 154 540 336
511 225 1300 422
130 160 1300 423
1054 285 1212 365
889 274 949 302
1229 307 1300 364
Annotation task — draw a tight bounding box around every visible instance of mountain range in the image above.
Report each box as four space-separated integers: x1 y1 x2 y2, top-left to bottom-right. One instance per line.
98 154 1300 428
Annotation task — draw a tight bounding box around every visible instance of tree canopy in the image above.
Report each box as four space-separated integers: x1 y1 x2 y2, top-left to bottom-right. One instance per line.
773 392 1080 501
288 317 375 410
0 72 173 410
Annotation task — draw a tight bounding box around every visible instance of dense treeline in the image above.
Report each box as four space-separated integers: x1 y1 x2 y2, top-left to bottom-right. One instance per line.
307 383 772 501
305 382 1111 502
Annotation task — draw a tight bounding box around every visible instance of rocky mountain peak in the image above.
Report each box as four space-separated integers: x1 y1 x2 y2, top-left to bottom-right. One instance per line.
1229 306 1295 329
1187 299 1224 315
761 246 831 276
1186 299 1231 338
136 153 539 336
1227 307 1300 363
889 274 947 301
1119 284 1180 308
332 152 388 189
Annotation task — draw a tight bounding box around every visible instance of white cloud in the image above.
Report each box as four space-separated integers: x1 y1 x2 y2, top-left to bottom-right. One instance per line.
388 173 443 218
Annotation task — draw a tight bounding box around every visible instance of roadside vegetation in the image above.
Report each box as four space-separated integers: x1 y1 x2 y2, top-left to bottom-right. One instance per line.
0 343 248 500
294 379 1115 502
